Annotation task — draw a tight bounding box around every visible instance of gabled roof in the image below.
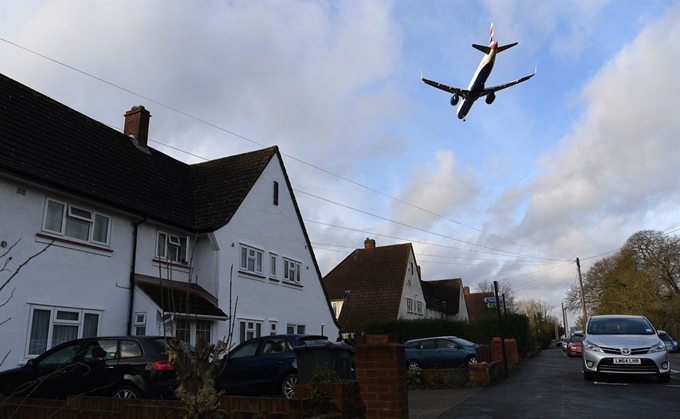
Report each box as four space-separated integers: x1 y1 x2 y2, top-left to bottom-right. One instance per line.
0 73 275 232
322 243 413 335
465 290 497 323
135 275 228 319
420 278 462 315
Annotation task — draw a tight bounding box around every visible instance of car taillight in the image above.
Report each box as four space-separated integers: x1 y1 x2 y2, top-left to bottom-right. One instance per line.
152 360 174 371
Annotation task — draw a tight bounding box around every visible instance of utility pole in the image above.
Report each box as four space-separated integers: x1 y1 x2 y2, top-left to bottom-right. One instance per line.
576 258 587 327
561 302 568 337
494 281 508 377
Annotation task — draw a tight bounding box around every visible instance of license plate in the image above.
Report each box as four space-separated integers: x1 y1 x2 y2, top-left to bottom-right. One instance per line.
613 358 641 364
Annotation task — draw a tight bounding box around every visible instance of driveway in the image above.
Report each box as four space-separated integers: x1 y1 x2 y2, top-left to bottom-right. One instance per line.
409 347 680 419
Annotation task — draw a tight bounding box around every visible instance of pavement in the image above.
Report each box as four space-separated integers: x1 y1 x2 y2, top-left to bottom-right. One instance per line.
408 387 482 419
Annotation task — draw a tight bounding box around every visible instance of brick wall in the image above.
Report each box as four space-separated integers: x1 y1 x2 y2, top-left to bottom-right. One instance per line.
490 337 519 367
354 335 408 419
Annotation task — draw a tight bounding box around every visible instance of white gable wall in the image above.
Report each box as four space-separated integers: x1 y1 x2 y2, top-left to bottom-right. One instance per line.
213 156 338 343
396 248 426 320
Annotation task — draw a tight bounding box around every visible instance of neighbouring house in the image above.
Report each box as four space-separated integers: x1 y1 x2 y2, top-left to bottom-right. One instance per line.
322 238 469 338
0 74 338 371
463 286 497 323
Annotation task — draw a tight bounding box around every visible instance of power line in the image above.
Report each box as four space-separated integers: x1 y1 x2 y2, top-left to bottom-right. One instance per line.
0 37 567 262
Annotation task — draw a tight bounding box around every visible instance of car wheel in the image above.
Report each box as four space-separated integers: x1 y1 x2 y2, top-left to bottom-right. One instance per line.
113 384 142 399
465 356 477 367
407 360 421 370
281 374 298 399
583 370 595 380
658 373 671 383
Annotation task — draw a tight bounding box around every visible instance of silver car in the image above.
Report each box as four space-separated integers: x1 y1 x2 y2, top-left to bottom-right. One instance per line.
582 314 670 383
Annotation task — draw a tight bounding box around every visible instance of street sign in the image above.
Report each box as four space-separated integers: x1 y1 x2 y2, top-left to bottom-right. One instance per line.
484 297 496 303
487 302 497 308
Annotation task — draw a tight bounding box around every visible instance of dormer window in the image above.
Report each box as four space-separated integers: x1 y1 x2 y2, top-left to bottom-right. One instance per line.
157 231 188 264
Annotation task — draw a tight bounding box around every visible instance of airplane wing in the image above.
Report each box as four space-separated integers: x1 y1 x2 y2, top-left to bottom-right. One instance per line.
421 76 470 99
481 70 535 96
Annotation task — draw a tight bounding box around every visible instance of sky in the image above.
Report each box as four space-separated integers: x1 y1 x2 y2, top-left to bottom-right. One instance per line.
1 0 678 320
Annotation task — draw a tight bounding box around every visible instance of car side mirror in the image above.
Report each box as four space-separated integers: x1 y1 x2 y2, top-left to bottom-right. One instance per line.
26 359 35 368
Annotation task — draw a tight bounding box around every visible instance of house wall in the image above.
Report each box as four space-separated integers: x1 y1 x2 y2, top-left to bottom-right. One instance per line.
396 249 426 320
213 157 338 343
0 176 134 371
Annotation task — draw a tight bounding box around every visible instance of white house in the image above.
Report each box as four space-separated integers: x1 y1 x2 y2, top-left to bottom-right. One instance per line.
0 74 338 371
322 238 469 338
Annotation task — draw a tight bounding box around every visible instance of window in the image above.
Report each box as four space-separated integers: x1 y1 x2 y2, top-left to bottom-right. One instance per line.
270 253 278 277
286 324 306 334
273 181 279 206
42 199 110 245
134 312 146 336
406 298 414 313
240 244 263 274
331 301 339 317
270 321 277 335
174 318 212 345
157 232 188 263
283 259 301 283
239 320 262 343
417 301 423 315
27 306 101 356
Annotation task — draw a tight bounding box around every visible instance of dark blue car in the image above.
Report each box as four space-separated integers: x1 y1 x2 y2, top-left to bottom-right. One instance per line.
404 336 478 370
215 334 329 398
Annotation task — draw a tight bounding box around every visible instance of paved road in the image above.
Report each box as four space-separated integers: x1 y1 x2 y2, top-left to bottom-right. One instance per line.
412 347 680 419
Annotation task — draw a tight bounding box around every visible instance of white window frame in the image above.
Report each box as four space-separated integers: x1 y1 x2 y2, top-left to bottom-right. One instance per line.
286 324 306 334
239 319 262 343
174 318 213 345
240 244 264 275
157 231 189 264
406 298 414 314
134 312 147 336
270 253 278 278
270 321 278 336
42 198 111 246
417 301 423 315
283 258 301 283
25 305 102 357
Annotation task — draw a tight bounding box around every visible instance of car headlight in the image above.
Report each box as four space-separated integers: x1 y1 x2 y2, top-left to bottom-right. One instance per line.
582 339 604 353
648 341 667 353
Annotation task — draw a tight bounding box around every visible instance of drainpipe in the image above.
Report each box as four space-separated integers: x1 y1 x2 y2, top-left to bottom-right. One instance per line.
127 216 148 335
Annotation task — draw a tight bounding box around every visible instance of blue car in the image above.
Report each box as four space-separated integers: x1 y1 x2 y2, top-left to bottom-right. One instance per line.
215 334 329 399
404 336 478 370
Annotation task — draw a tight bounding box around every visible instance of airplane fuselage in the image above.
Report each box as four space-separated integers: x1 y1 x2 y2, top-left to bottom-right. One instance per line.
457 48 497 120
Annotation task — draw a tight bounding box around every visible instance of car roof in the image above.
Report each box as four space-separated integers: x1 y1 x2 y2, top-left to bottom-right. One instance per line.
589 314 646 320
405 336 460 343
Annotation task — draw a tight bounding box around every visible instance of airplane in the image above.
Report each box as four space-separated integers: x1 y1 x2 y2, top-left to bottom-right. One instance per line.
422 23 535 121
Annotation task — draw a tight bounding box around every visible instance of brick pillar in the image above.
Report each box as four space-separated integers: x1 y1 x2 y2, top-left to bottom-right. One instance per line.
355 335 408 419
468 362 489 387
490 337 519 366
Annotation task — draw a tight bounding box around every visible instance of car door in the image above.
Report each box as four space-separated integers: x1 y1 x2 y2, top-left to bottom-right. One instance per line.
78 338 119 395
436 339 466 368
248 337 295 395
28 339 87 398
416 339 438 368
218 339 262 395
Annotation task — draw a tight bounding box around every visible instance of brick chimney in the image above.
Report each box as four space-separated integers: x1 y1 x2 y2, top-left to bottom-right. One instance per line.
364 238 376 249
124 105 151 147
463 286 470 296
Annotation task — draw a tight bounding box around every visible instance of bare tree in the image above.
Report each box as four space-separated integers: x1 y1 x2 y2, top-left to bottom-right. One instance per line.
0 239 52 367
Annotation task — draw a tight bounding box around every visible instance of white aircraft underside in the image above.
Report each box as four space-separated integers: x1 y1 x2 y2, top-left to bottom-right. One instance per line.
422 23 535 121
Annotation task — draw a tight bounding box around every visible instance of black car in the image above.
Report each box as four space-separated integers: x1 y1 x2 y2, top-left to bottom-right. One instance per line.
215 334 330 399
0 336 179 399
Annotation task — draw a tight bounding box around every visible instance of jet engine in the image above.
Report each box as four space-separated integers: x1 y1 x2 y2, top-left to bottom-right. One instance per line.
450 94 459 106
485 92 496 104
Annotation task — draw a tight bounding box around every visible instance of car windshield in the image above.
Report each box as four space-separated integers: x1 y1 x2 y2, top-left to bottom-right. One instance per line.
570 335 581 343
587 318 655 335
452 337 476 347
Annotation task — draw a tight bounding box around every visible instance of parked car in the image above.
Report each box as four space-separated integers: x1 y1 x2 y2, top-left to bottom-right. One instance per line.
566 334 582 357
215 334 330 399
658 330 679 353
582 314 671 383
403 336 478 370
0 336 179 399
